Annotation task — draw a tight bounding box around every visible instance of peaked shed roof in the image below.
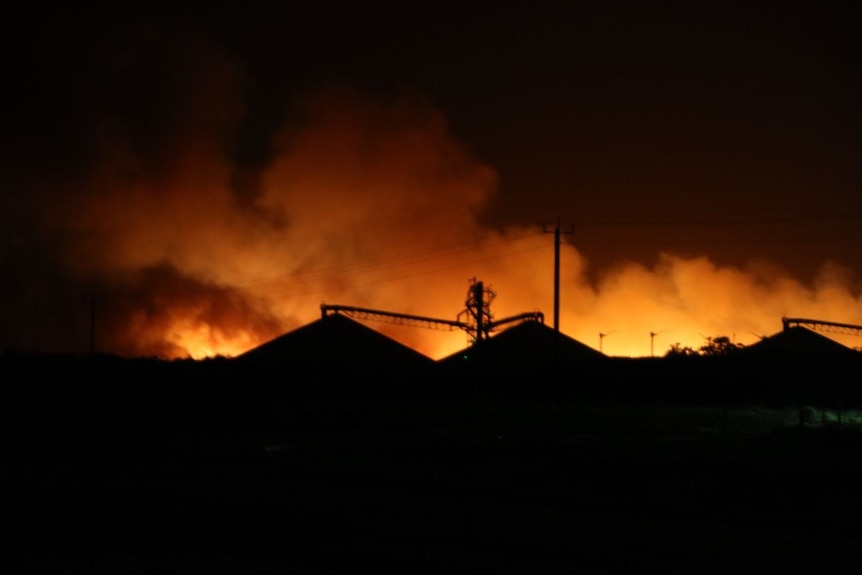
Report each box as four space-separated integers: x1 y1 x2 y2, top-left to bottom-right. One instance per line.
237 313 434 368
438 319 607 370
740 326 859 357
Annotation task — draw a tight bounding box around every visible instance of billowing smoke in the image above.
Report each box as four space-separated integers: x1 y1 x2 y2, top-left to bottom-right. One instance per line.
568 256 862 356
2 26 861 359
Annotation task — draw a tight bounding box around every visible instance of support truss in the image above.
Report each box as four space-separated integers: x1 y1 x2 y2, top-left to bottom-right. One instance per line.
782 317 862 338
321 304 464 331
321 278 544 346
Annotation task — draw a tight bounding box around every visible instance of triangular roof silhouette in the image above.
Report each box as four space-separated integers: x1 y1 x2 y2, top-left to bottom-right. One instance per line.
740 325 859 357
438 319 607 369
237 313 434 368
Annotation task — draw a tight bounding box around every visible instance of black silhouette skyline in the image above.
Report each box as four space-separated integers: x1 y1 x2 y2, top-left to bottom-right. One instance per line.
3 2 861 359
5 7 862 568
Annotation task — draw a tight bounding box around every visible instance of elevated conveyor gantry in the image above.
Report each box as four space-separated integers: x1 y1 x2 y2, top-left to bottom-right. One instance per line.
782 317 862 338
321 278 544 346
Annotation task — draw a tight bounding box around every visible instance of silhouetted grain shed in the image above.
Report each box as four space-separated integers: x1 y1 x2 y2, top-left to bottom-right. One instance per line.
435 320 608 398
238 313 434 368
439 320 607 373
234 314 437 400
728 326 862 406
740 326 859 358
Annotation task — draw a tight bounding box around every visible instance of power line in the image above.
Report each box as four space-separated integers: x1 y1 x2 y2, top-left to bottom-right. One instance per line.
572 208 862 228
81 232 550 301
573 235 862 247
271 241 549 300
227 230 546 290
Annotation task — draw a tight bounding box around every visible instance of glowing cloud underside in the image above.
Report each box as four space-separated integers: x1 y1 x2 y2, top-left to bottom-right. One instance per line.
2 31 861 359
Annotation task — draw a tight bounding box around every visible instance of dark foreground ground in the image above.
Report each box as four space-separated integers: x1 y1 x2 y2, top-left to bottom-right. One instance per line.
5 382 862 574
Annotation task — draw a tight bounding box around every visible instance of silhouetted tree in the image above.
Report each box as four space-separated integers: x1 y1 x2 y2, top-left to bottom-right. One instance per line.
699 335 744 356
665 342 698 357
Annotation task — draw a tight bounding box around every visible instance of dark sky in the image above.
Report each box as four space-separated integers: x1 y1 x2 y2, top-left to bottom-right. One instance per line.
221 1 861 279
2 1 861 357
12 2 860 272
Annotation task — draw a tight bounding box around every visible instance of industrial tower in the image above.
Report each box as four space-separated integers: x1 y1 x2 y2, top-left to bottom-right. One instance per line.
321 277 544 347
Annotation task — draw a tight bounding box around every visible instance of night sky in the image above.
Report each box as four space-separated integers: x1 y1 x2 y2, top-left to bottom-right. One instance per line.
2 2 861 358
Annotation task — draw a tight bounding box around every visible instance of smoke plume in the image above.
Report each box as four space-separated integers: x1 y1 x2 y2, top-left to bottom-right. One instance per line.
2 26 861 359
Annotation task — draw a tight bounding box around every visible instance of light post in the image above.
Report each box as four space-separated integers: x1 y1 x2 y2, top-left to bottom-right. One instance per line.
649 329 666 357
599 330 616 353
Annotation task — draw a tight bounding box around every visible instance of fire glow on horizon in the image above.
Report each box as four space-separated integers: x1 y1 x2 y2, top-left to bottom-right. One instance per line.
3 32 861 360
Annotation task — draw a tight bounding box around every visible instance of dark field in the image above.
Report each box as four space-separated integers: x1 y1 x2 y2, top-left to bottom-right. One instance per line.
4 355 862 573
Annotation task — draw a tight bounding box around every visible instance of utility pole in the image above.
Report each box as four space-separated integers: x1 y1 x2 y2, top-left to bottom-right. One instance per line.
543 218 574 334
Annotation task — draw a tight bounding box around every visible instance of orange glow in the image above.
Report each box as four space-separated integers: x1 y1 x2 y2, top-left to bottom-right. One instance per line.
19 83 862 359
170 322 259 360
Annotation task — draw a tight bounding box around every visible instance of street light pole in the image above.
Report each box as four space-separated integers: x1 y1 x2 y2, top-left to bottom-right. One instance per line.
649 329 666 357
599 330 615 353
